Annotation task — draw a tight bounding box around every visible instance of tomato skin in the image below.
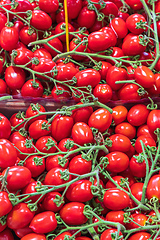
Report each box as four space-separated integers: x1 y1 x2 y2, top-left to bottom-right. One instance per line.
54 22 74 42
130 182 144 201
134 135 156 153
129 155 147 178
39 0 59 13
66 180 93 202
67 0 82 19
2 166 31 191
24 155 45 178
0 228 14 240
19 26 37 45
75 68 101 88
55 62 78 81
146 175 160 201
125 213 147 229
21 233 46 240
72 103 93 123
127 232 151 240
122 34 146 56
22 181 44 203
0 192 12 217
0 12 7 32
88 108 112 133
127 104 150 127
115 122 136 139
28 120 51 140
110 17 128 39
93 84 112 104
72 122 94 145
126 14 147 34
13 48 34 65
51 84 71 102
14 139 35 160
7 203 35 229
5 66 26 90
46 154 69 171
88 28 117 52
0 26 19 51
0 79 7 94
103 188 130 210
21 79 44 98
43 37 63 57
106 66 127 91
51 115 74 142
35 136 57 153
100 1 118 16
29 211 57 234
42 192 64 212
26 104 46 125
112 106 128 125
147 110 160 133
30 10 52 30
69 154 92 175
0 139 17 169
105 151 129 173
105 211 125 225
44 167 72 191
118 83 141 101
53 232 72 240
77 6 96 29
60 202 88 225
57 138 77 159
98 61 112 80
100 228 123 240
134 66 155 89
0 113 11 139
108 134 131 153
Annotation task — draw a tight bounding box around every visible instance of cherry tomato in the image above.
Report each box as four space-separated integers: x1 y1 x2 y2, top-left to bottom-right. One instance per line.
125 0 143 10
118 83 142 101
146 175 160 201
98 61 112 80
147 109 160 134
46 154 69 171
126 14 147 34
75 68 101 88
53 232 72 240
0 228 14 240
0 192 12 217
24 155 45 178
93 84 112 104
42 192 64 212
0 139 17 169
105 151 129 172
130 182 144 201
108 134 131 153
55 62 78 81
30 10 52 30
125 213 147 229
105 210 125 225
14 139 35 160
69 154 92 175
127 104 150 126
35 136 57 153
43 36 63 57
22 181 44 203
21 79 44 98
110 17 128 38
19 26 37 45
100 228 123 240
60 202 88 225
100 1 118 16
28 119 51 139
134 135 156 153
134 65 155 89
13 48 34 65
54 22 74 42
112 105 128 125
21 233 46 240
71 103 93 123
5 66 26 90
71 122 94 145
0 113 11 139
0 79 7 94
0 26 19 51
39 0 59 13
77 6 96 29
127 232 151 240
67 0 82 19
57 137 77 159
115 122 136 139
106 66 127 91
25 103 46 125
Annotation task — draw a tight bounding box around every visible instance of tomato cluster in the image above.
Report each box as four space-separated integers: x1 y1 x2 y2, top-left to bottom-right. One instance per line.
0 101 160 239
0 0 160 102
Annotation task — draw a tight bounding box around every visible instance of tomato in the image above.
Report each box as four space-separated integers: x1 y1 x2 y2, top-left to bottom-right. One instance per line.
67 0 82 19
21 233 46 240
21 79 43 97
127 232 151 240
115 122 136 139
98 61 112 80
0 12 7 32
75 68 101 88
44 167 72 191
13 48 34 65
42 192 64 212
126 14 147 35
54 22 74 42
7 203 35 229
43 36 63 57
51 115 74 142
105 210 125 225
118 83 142 101
110 17 128 39
55 62 78 81
14 139 35 160
88 108 112 133
0 228 14 240
46 154 69 170
19 26 37 45
57 137 77 159
53 232 72 240
71 103 93 123
112 105 128 125
108 134 131 153
130 182 144 201
105 151 129 172
0 79 7 94
134 65 155 89
14 225 33 238
122 34 147 56
28 119 51 139
39 0 59 13
0 113 11 139
2 166 31 191
125 0 143 10
0 139 17 169
51 84 71 102
0 26 19 51
24 155 45 178
69 154 92 175
77 6 96 29
0 192 12 217
103 188 130 210
93 84 112 104
25 103 46 125
134 135 156 153
33 48 52 60
100 228 123 240
66 180 93 202
126 213 147 229
22 181 44 203
147 110 160 134
35 136 57 153
5 66 26 90
12 0 33 18
146 175 160 201
106 66 127 91
30 10 52 30
127 104 150 126
29 211 57 234
71 122 93 145
100 1 118 16
137 124 156 139
88 28 117 52
60 202 88 225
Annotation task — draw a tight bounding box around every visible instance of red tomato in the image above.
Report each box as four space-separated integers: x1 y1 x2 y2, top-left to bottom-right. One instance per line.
105 151 129 172
110 17 128 38
13 48 34 65
24 155 45 178
106 66 127 91
28 119 51 139
33 48 52 60
0 192 12 217
60 202 88 225
7 203 35 229
112 105 128 125
0 113 11 139
147 109 160 134
25 103 46 125
65 180 93 202
19 26 37 45
22 181 44 203
12 0 33 18
54 22 74 42
77 6 96 29
100 1 118 16
100 228 123 240
14 139 35 160
75 68 101 88
0 26 19 51
51 115 74 142
127 104 150 126
46 154 69 171
0 12 7 32
105 210 125 225
130 182 144 201
93 84 112 104
126 14 147 34
118 83 142 101
55 62 78 81
108 134 131 153
5 66 26 90
134 66 155 89
57 137 77 159
98 61 112 80
0 79 7 94
124 0 143 10
30 10 52 30
35 136 57 153
21 233 46 240
0 228 14 240
53 232 72 240
88 108 112 133
14 226 33 238
42 192 64 212
115 122 136 139
0 139 17 169
146 175 160 201
71 103 93 123
103 188 130 210
51 84 71 102
127 232 151 240
2 166 31 191
69 154 92 175
134 135 156 153
71 122 94 145
43 37 63 57
125 213 147 229
67 0 82 19
39 0 59 13
21 79 44 98
29 211 57 234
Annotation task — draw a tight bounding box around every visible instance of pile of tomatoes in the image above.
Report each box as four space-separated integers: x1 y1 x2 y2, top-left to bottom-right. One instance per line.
0 101 160 240
0 0 160 102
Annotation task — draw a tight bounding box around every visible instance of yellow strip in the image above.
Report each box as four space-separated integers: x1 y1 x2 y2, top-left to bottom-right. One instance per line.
64 0 70 52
